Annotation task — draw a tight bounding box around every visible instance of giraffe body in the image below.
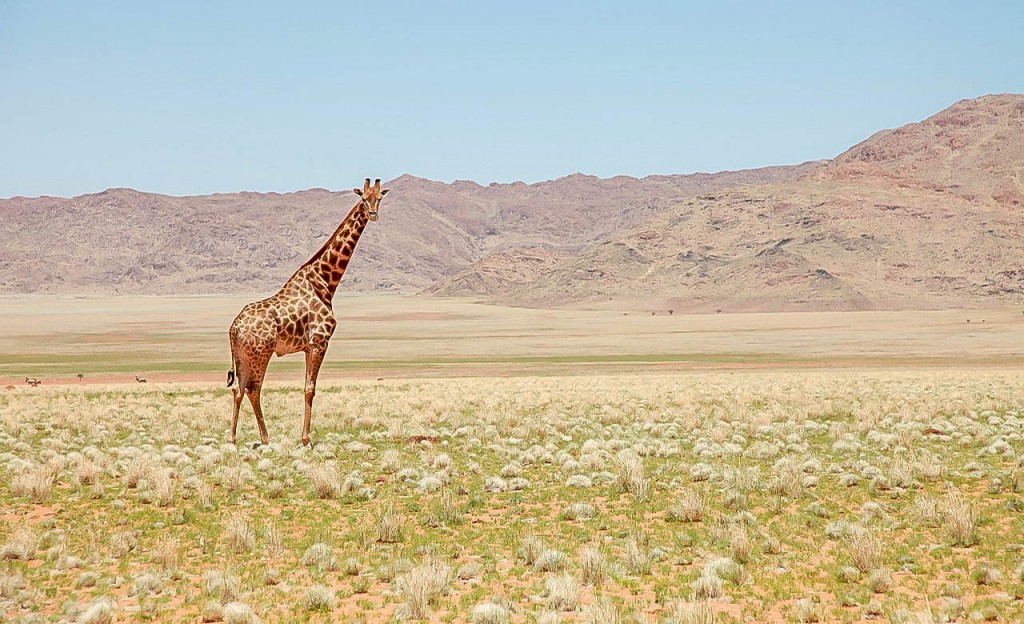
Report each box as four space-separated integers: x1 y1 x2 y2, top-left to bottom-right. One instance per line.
227 178 388 446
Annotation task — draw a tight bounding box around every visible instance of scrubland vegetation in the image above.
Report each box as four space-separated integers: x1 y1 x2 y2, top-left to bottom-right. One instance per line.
2 369 1024 622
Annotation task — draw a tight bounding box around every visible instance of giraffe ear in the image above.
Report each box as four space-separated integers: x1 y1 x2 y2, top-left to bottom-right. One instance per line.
353 188 363 196
380 188 390 197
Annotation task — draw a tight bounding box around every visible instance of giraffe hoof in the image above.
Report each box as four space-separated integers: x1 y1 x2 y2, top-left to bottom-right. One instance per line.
301 437 312 448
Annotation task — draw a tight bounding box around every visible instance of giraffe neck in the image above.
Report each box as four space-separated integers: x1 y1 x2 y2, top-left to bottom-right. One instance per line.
304 201 370 302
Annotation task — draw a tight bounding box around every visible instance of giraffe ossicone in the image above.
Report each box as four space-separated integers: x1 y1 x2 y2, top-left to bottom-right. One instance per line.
227 178 389 446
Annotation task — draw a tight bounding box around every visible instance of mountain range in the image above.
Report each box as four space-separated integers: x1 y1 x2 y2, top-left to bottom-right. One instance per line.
2 94 1022 311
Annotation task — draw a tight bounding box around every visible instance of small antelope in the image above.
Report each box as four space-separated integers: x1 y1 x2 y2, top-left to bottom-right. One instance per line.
25 377 41 387
135 375 147 383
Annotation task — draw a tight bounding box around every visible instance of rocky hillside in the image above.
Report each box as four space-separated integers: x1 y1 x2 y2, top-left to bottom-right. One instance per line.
433 94 1024 311
825 94 1024 205
0 166 816 296
2 94 1022 311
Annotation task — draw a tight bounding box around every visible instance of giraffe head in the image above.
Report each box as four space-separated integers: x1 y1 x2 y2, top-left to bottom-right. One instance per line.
353 178 389 221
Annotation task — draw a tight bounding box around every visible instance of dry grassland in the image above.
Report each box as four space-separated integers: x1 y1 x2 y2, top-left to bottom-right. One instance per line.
2 297 1024 622
1 296 1022 382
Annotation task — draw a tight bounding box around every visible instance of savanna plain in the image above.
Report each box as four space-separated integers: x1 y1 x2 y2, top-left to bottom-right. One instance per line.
3 296 1024 623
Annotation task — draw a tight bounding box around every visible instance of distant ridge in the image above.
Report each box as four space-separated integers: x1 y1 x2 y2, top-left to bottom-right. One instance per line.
2 94 1022 311
430 94 1024 311
0 164 816 298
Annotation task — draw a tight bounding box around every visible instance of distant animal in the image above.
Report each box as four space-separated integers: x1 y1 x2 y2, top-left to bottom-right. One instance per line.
135 375 147 383
25 377 41 387
227 178 389 447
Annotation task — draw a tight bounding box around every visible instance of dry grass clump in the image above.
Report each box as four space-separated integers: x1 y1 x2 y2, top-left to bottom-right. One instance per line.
622 534 651 576
691 570 724 600
668 488 705 523
971 563 1002 586
517 532 545 566
692 556 747 599
470 601 511 624
222 513 257 553
535 611 561 624
941 491 979 547
911 495 941 526
261 521 284 558
394 557 452 620
139 467 175 506
10 463 57 502
221 601 258 624
499 461 523 478
151 536 180 571
425 489 464 527
379 449 402 474
0 570 26 598
215 464 254 491
614 449 650 499
201 600 224 622
455 561 483 581
543 573 581 611
662 600 714 624
560 502 597 521
867 568 894 593
378 558 414 583
108 530 138 559
303 584 335 612
1 526 38 560
579 544 610 587
534 548 568 572
845 529 882 572
204 570 241 603
793 597 822 623
729 527 752 564
306 463 341 499
123 455 157 489
76 598 116 624
582 597 619 624
131 571 162 597
374 504 405 543
301 542 338 571
565 474 593 488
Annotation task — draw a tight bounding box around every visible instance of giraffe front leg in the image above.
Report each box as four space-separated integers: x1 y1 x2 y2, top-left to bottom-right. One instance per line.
302 342 327 447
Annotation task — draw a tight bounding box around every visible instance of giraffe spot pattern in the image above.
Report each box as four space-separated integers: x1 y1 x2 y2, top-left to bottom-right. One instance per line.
227 181 388 446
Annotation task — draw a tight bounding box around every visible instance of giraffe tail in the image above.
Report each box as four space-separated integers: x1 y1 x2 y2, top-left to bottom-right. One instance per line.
227 337 240 388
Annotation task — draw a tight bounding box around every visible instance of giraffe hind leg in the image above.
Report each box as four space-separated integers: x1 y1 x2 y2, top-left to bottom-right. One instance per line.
246 356 272 446
230 386 244 444
229 355 249 445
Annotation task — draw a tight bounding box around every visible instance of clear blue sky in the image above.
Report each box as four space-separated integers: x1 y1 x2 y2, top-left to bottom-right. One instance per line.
1 1 1022 197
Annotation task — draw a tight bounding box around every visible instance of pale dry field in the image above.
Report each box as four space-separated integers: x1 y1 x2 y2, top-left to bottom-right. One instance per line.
1 297 1024 623
1 295 1023 383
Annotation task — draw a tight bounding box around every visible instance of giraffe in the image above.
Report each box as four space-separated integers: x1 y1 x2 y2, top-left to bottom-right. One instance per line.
227 178 389 446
